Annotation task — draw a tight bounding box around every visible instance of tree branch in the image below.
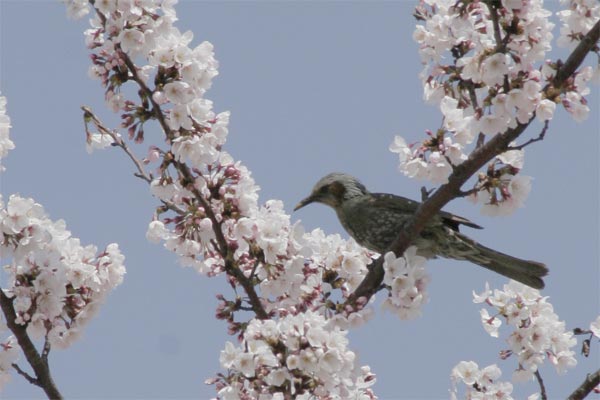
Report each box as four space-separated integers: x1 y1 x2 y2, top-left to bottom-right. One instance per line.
567 369 600 400
81 106 188 217
348 18 600 304
12 363 40 387
0 291 63 399
554 19 600 87
41 335 51 361
507 120 549 151
80 102 269 321
175 162 269 320
82 106 153 183
486 1 504 51
534 369 547 400
88 12 270 321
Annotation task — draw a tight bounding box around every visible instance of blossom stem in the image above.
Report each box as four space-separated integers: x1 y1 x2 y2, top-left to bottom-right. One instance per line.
11 363 38 386
81 106 153 183
534 370 547 400
507 120 550 151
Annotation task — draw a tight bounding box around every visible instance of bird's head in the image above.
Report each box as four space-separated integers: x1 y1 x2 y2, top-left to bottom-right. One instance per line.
294 173 368 211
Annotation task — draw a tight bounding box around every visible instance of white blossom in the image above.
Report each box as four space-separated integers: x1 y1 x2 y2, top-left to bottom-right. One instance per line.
381 247 430 320
0 95 15 172
86 132 115 154
590 316 600 338
473 281 578 377
536 99 557 121
0 195 126 351
450 361 514 400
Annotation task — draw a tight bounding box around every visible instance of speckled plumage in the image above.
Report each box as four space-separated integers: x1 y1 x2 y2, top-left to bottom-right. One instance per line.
295 173 548 289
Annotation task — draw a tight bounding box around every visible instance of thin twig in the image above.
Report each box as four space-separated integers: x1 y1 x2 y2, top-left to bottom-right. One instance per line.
507 120 550 151
573 328 593 335
81 106 187 216
11 363 42 387
463 79 480 113
82 106 153 183
118 50 173 139
11 363 40 386
534 370 547 400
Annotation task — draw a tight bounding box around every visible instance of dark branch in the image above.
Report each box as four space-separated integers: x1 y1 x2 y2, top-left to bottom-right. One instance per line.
487 1 504 51
118 50 173 140
534 370 547 400
347 18 600 304
11 363 39 386
104 28 270 321
175 162 269 320
0 291 63 399
567 369 600 400
554 19 600 86
41 336 51 361
507 120 550 151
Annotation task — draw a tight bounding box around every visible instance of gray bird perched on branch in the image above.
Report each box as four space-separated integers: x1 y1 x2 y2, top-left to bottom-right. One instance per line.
294 172 548 289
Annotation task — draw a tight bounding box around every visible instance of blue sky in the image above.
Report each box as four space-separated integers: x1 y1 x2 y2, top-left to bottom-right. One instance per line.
0 1 598 398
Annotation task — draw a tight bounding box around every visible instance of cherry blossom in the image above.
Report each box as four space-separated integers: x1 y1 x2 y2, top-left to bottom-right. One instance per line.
591 316 600 338
473 281 578 380
0 95 15 171
450 361 516 400
54 0 599 398
381 247 430 320
214 312 376 399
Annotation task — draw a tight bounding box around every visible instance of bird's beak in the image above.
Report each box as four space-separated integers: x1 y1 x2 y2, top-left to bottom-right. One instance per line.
293 195 314 212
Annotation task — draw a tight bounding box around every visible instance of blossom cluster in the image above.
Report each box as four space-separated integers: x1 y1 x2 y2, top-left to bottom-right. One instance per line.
80 0 226 157
391 0 597 212
557 0 600 49
73 0 380 322
71 1 381 397
412 0 556 147
0 93 126 389
214 311 376 399
473 281 577 380
450 361 518 400
0 195 126 350
381 248 430 320
390 134 532 216
468 147 532 216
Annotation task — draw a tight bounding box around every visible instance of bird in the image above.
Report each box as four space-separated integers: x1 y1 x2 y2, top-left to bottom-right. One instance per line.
294 172 548 289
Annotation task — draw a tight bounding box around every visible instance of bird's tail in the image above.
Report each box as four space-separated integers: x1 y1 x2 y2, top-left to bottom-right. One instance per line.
452 232 548 289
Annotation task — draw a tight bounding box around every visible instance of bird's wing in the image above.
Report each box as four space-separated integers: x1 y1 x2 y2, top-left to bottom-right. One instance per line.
440 211 483 230
369 193 483 231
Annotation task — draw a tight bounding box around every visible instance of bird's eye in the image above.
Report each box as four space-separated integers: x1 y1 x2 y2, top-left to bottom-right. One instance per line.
318 185 328 194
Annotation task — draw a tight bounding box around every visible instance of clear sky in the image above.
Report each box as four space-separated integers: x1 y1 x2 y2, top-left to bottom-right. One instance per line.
0 1 598 399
